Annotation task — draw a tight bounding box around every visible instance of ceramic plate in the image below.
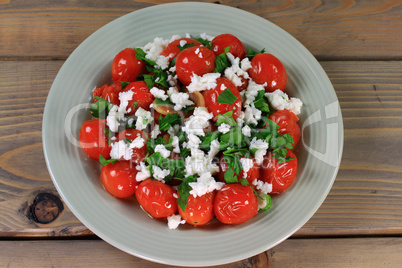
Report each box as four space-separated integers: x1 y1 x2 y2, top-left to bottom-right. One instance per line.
43 2 343 266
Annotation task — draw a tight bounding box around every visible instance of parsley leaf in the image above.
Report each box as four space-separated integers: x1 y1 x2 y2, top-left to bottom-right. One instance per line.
195 37 211 48
214 46 231 73
120 81 130 89
224 167 238 183
177 42 195 51
246 48 266 60
217 88 238 105
158 113 182 131
216 111 237 126
272 148 295 164
199 131 220 151
155 97 171 106
177 176 196 211
90 96 113 119
134 48 157 66
252 90 271 113
99 155 118 166
259 194 272 210
220 126 244 148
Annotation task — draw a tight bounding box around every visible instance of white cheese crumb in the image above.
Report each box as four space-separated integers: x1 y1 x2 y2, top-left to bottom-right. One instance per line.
184 133 201 150
106 105 124 133
155 144 171 158
249 137 269 165
188 172 225 198
169 91 194 111
244 80 267 105
182 107 213 136
265 89 303 115
135 107 154 130
243 103 262 126
242 125 251 137
118 90 134 114
150 87 168 101
252 179 273 195
109 136 145 160
150 124 161 139
217 123 232 134
208 139 221 159
240 158 254 174
187 73 221 93
142 37 170 69
152 165 170 181
200 32 214 41
167 214 186 229
236 111 245 127
184 149 219 177
171 136 180 153
136 162 151 182
224 53 250 87
179 40 187 47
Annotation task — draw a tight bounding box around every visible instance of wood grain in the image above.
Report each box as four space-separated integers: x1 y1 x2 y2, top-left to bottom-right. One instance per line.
0 0 401 60
0 60 401 237
1 237 402 267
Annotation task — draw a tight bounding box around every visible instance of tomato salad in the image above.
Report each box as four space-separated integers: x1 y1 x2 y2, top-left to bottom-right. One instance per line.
79 33 302 229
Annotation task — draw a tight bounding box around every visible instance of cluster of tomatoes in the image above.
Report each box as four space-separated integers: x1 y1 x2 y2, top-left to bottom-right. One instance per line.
79 33 301 227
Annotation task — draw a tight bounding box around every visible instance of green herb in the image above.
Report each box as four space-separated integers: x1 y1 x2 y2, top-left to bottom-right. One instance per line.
137 74 155 89
216 111 237 127
252 90 271 113
133 101 139 111
99 155 118 166
134 48 157 66
239 178 249 186
177 42 195 51
216 88 238 105
220 126 244 148
90 96 113 119
177 176 197 211
246 48 266 60
155 97 171 106
259 194 272 210
146 137 172 154
104 128 116 146
158 113 182 131
272 148 295 164
224 167 238 183
181 106 195 113
120 81 130 89
152 68 170 89
199 131 220 151
195 37 211 48
214 46 231 73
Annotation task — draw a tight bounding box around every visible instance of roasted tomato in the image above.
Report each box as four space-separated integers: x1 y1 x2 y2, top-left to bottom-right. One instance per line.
111 48 146 83
161 38 202 61
178 191 215 226
268 110 301 147
218 156 259 187
116 129 147 164
100 160 138 198
248 53 287 92
203 77 242 120
261 150 297 195
175 46 216 86
79 120 111 160
136 179 178 218
214 183 258 224
93 83 122 106
211 33 247 59
123 81 155 115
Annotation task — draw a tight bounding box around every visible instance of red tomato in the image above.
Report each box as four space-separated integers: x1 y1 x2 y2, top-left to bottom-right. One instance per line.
214 183 258 224
268 110 301 147
203 77 242 120
178 191 215 226
123 81 154 115
79 120 111 160
218 156 259 187
94 83 123 106
111 48 147 83
161 38 202 61
116 129 147 164
135 179 178 218
211 33 247 59
261 150 297 195
101 160 138 198
175 46 216 86
248 53 287 92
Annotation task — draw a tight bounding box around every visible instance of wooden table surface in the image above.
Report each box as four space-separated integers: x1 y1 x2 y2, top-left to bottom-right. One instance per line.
1 0 402 267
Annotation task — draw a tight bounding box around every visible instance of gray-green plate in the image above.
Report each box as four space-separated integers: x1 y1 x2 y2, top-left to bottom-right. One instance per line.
43 2 343 267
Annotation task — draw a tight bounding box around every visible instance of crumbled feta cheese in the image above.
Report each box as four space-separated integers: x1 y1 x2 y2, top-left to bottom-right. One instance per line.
184 133 201 149
106 105 124 133
244 80 267 105
167 214 186 230
252 179 273 195
218 123 231 134
179 39 187 47
200 32 214 41
185 149 219 177
155 144 171 158
249 137 269 165
136 162 151 182
150 124 161 139
243 103 262 125
266 89 303 115
224 53 251 87
135 107 153 130
142 37 169 69
182 107 213 136
240 158 254 174
236 111 245 127
171 136 180 153
187 73 221 93
109 135 145 160
152 165 170 181
167 124 181 137
188 172 225 198
242 125 251 137
150 87 168 101
118 90 134 114
208 139 221 159
131 134 146 149
169 91 194 111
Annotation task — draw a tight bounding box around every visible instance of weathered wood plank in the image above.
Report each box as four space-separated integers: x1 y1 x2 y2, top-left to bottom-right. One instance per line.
0 0 401 60
0 60 401 237
1 237 402 267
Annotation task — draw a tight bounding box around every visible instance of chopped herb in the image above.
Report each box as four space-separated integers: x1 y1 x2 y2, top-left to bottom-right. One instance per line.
252 90 271 113
122 138 131 145
155 97 171 106
158 113 182 131
259 194 272 210
177 176 196 211
195 37 211 48
133 101 139 111
177 42 195 51
216 111 237 127
220 126 244 148
99 155 118 166
104 128 116 145
134 48 157 66
199 131 220 151
120 81 130 89
214 46 231 73
90 96 113 119
224 167 238 183
246 48 266 60
216 88 238 105
272 148 295 164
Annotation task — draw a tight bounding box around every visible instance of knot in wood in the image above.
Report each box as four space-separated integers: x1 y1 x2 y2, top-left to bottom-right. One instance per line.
29 193 64 224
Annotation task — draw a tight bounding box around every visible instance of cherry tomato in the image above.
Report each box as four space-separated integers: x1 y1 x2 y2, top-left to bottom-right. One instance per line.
218 156 259 187
111 48 147 83
123 81 155 115
261 150 297 195
268 110 301 147
203 77 242 120
178 191 215 226
79 120 111 160
211 33 247 59
248 53 287 92
161 38 202 61
101 160 138 198
214 183 258 224
175 46 216 86
93 83 122 106
135 179 178 218
116 129 147 163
